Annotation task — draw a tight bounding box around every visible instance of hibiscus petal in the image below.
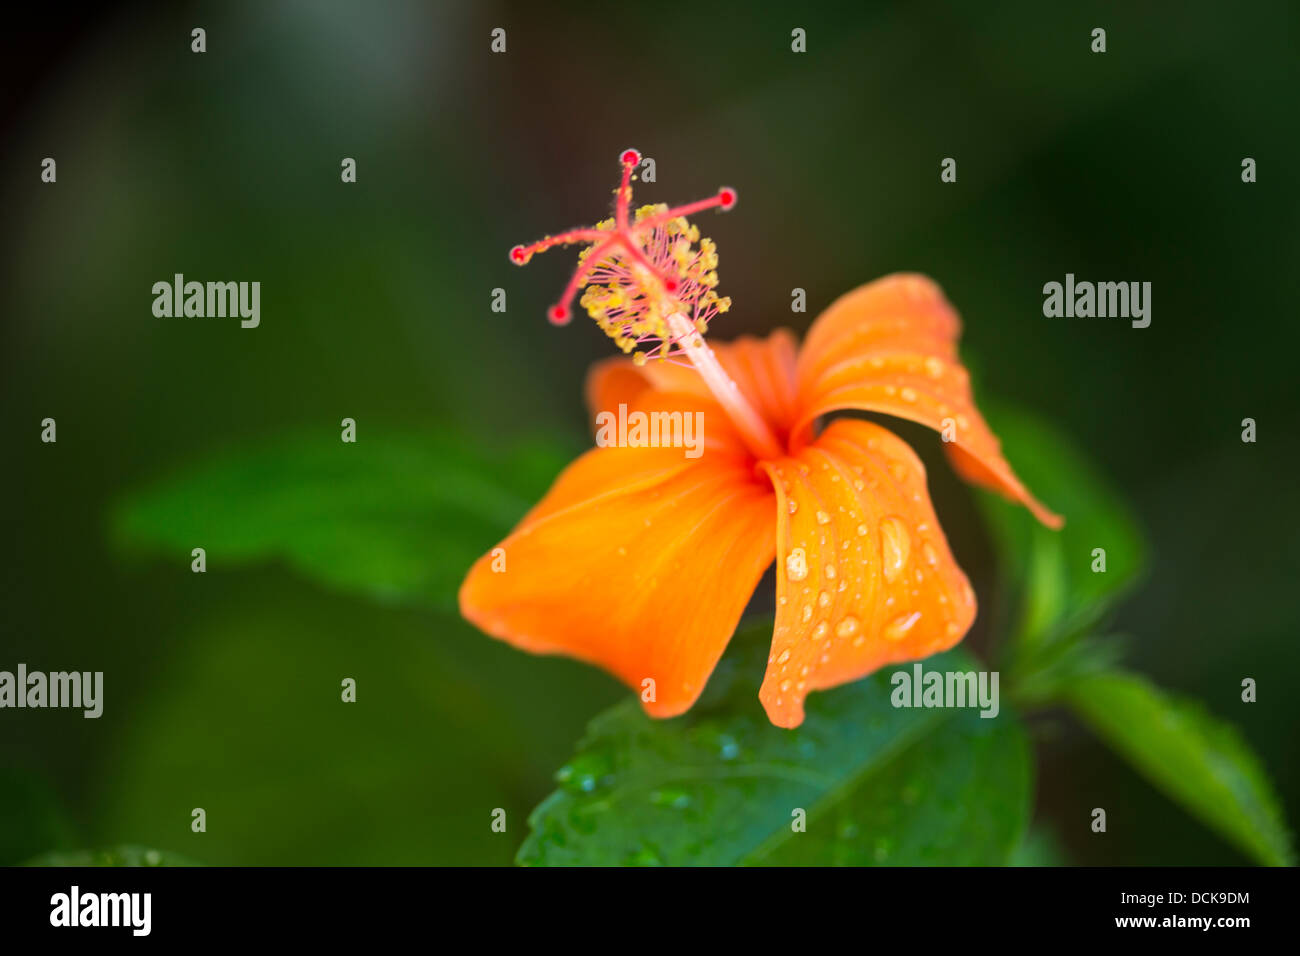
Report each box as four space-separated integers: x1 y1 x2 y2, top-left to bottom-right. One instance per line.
795 274 1062 528
757 419 976 728
459 445 776 718
586 329 800 442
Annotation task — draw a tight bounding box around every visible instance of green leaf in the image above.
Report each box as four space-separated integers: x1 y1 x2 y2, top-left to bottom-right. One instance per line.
1007 632 1126 709
24 846 200 867
518 620 1031 866
978 403 1146 648
1067 670 1293 867
1008 825 1069 866
111 430 571 610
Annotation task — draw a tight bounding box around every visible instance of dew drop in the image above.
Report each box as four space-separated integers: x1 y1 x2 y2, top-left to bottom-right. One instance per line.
785 547 808 582
823 563 837 580
879 516 912 583
856 523 868 536
813 621 828 639
924 356 944 378
816 510 830 525
801 604 813 623
900 386 918 402
787 498 798 514
835 616 860 639
818 590 831 608
884 611 922 641
777 649 791 664
921 541 939 567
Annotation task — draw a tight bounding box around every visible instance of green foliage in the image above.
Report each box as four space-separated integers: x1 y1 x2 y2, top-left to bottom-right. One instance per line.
1008 826 1068 867
983 405 1292 866
977 402 1146 649
25 846 200 867
112 431 571 611
1067 670 1294 867
92 585 612 866
519 623 1031 866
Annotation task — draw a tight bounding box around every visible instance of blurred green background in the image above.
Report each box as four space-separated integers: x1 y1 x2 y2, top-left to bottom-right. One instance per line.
2 0 1297 865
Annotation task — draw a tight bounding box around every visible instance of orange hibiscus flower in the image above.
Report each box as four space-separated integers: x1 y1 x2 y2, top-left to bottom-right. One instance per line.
460 150 1061 728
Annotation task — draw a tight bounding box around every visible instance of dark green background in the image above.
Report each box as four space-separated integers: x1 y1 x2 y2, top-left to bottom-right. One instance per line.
2 0 1296 864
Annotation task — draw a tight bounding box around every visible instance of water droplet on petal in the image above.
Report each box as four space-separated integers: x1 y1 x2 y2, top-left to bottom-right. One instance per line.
921 541 939 567
818 590 831 608
856 523 868 536
900 386 917 402
801 604 813 623
823 563 837 580
816 510 830 525
884 611 922 641
924 356 944 378
787 498 798 514
879 516 912 583
835 616 860 639
777 649 791 664
786 547 808 582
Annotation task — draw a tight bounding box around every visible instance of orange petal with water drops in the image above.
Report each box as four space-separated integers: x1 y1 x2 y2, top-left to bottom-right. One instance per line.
757 418 976 728
459 444 776 718
586 329 800 444
794 273 1062 529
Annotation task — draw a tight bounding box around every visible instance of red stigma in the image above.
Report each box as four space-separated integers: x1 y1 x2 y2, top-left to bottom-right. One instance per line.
509 150 738 329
